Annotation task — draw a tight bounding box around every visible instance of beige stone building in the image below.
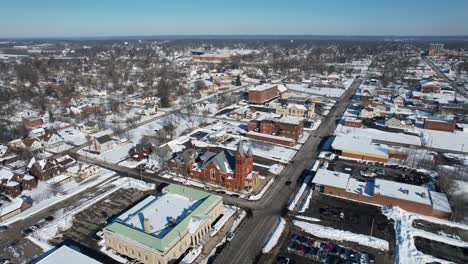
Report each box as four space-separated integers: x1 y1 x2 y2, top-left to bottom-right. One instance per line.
103 184 223 264
274 103 314 119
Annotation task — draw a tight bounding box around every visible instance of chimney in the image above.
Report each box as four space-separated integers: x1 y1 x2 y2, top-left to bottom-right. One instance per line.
143 218 151 233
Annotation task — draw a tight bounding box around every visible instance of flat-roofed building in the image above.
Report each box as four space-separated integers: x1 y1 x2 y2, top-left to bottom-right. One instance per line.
248 84 279 104
312 169 451 219
103 184 223 264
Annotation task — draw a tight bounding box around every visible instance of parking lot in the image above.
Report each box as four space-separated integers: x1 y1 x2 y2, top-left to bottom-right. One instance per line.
328 159 432 186
414 236 468 263
411 219 468 263
298 193 395 263
283 232 377 263
49 188 151 251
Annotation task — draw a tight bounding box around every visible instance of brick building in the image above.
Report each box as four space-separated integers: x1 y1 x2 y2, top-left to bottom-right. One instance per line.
248 84 279 104
22 117 43 129
247 116 304 145
190 141 259 190
312 169 451 219
192 54 230 63
423 117 456 132
343 117 363 128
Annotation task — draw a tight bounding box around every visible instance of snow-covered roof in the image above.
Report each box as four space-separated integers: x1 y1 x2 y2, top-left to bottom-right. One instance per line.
247 131 295 143
117 193 197 237
0 144 8 157
36 245 102 264
332 133 389 158
278 116 304 125
106 184 222 253
249 83 277 92
429 191 452 213
0 168 14 181
373 179 431 206
0 197 25 217
312 169 350 189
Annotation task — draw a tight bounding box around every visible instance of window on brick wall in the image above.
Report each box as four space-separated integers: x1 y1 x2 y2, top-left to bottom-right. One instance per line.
210 169 216 179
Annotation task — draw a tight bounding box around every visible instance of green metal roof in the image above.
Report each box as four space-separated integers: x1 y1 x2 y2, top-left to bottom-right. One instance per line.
105 184 222 253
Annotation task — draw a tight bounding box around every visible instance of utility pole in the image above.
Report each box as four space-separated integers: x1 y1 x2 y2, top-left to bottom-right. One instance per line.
370 217 375 237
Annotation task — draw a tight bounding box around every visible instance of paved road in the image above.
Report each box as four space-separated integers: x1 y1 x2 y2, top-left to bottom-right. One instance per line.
213 78 362 264
422 55 467 97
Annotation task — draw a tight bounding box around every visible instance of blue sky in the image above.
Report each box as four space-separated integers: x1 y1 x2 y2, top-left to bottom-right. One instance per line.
1 0 467 37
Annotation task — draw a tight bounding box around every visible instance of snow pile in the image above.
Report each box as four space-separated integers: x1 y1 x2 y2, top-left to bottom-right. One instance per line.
269 164 284 175
262 217 286 253
181 245 202 264
293 220 389 251
210 205 237 236
298 189 313 213
295 215 321 222
249 178 274 201
230 210 246 232
288 175 312 211
383 206 468 264
122 178 156 190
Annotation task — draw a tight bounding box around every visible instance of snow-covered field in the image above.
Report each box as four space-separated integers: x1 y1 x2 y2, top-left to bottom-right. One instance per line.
293 220 389 251
286 84 346 97
98 143 133 163
262 217 286 253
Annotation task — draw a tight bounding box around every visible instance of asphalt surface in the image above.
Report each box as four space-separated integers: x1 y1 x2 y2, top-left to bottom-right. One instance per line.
213 78 362 264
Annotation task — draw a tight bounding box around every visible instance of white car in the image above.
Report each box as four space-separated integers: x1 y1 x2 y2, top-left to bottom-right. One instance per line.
226 232 235 241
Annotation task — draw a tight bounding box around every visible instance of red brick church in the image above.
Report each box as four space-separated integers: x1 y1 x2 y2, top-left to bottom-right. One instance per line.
191 141 259 190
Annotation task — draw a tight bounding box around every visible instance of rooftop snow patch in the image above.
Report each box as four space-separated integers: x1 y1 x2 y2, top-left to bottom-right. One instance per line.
34 245 102 264
313 169 350 189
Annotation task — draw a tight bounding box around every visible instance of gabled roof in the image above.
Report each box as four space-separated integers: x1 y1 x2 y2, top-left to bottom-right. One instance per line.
201 149 235 174
96 135 113 144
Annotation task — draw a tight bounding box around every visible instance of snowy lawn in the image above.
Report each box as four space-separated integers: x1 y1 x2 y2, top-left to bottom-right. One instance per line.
98 143 133 163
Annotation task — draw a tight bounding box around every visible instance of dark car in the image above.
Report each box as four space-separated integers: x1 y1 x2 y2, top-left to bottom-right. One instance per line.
285 180 292 186
276 256 296 264
0 226 7 232
22 227 33 236
45 215 55 222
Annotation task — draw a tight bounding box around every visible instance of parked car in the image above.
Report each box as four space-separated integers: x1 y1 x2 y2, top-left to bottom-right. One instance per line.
45 215 55 222
22 227 33 236
276 256 295 264
0 226 7 232
226 232 235 241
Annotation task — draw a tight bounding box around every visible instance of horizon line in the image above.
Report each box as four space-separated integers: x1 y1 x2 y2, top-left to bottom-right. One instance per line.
1 34 468 41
